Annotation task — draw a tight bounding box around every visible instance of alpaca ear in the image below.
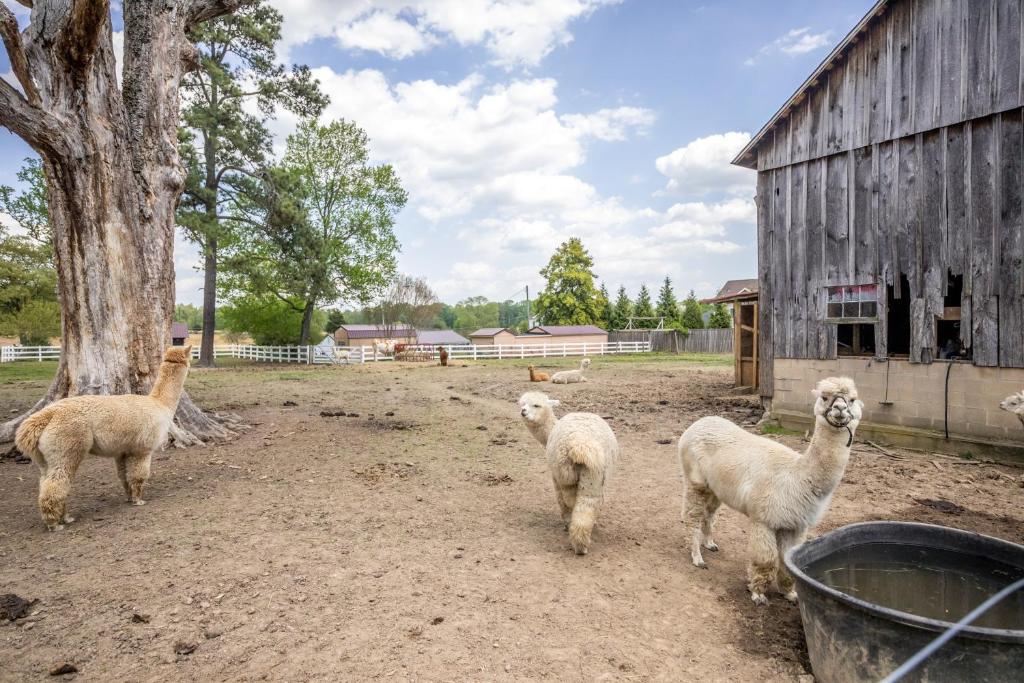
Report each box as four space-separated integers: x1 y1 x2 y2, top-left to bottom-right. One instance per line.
183 344 193 354
811 389 822 399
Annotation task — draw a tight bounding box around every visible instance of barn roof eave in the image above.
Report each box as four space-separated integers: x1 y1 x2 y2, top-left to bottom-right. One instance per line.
730 0 891 170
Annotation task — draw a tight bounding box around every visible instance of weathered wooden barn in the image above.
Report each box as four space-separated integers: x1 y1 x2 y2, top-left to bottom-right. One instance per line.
734 0 1024 453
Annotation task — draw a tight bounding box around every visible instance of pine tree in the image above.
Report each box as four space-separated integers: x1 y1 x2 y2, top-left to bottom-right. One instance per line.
611 285 633 329
656 276 680 324
598 284 613 330
633 284 655 320
681 289 705 330
708 303 732 328
534 238 602 325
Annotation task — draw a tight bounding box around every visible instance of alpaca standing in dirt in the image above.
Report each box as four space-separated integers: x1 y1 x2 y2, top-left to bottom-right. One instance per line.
677 376 863 605
528 365 549 382
999 391 1024 427
438 346 449 366
551 358 590 384
14 346 193 531
518 391 618 555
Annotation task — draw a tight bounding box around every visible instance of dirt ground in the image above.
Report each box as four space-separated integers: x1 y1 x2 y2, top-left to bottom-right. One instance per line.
1 355 1022 682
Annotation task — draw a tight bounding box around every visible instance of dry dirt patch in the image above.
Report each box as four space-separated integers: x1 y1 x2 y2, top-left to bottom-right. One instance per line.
0 356 1021 681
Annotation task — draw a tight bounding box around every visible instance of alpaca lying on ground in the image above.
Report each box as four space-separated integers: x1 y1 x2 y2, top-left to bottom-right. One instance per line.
14 345 193 531
528 365 549 382
438 346 449 366
518 391 618 555
551 358 590 384
677 376 862 605
999 391 1024 427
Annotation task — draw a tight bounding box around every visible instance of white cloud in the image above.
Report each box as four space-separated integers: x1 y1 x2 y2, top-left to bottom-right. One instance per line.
112 31 124 84
655 131 754 196
561 106 655 141
745 27 832 66
268 0 619 67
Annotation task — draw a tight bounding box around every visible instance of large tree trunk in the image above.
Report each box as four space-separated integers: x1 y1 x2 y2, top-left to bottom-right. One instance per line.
299 299 315 346
199 237 217 367
0 0 251 445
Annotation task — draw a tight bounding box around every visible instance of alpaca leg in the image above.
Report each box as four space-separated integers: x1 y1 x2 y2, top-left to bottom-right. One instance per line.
554 482 576 529
775 528 805 603
747 523 778 605
124 451 152 505
701 495 721 551
115 455 130 500
39 457 84 531
683 485 711 568
568 495 600 555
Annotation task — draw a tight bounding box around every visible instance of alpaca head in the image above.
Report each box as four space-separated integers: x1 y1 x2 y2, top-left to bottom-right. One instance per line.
518 391 558 423
999 390 1024 415
811 376 863 433
581 358 591 370
163 345 192 368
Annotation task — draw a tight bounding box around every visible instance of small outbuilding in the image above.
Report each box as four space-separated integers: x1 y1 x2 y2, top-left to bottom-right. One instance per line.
703 281 759 389
170 322 189 346
519 325 608 346
468 328 518 345
334 324 416 347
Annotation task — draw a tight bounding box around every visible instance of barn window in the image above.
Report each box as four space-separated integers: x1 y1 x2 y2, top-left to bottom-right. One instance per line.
825 284 878 321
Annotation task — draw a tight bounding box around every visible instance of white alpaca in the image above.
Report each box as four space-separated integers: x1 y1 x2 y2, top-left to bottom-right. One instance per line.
518 391 618 555
551 358 591 384
677 376 863 605
999 391 1024 427
373 339 397 359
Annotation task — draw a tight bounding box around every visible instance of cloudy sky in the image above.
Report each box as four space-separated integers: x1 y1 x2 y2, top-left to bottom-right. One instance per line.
0 0 875 306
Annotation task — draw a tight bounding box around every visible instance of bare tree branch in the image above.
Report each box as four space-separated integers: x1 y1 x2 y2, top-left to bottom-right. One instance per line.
0 3 39 105
187 0 257 28
0 79 64 155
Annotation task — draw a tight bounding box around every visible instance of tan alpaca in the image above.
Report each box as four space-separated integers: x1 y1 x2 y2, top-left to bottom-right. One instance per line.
519 391 618 555
677 377 863 605
14 345 192 531
528 365 550 382
999 390 1024 427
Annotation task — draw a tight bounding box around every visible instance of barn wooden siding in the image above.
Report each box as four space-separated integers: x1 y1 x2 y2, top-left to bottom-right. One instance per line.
753 0 1024 398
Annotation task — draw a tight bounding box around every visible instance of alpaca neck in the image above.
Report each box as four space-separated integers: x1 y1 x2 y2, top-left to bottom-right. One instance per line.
526 411 558 446
799 419 852 493
149 360 188 410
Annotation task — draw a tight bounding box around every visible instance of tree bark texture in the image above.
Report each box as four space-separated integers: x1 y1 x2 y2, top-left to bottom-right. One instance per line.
0 0 253 444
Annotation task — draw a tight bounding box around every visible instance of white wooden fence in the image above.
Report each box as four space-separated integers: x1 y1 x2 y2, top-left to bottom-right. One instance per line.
1 341 650 365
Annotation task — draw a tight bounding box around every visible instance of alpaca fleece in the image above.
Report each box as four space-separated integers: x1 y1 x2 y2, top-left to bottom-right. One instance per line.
519 391 618 555
551 358 590 384
14 345 192 531
528 365 549 382
677 376 862 605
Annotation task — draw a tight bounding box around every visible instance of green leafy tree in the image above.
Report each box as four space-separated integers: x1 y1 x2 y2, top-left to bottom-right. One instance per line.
178 2 327 365
451 296 500 332
633 284 655 320
439 304 458 330
610 285 633 330
681 289 705 330
656 276 680 324
220 295 326 345
534 238 602 325
226 119 406 345
597 284 613 330
708 303 732 329
325 309 346 334
0 158 58 344
173 304 204 330
499 299 529 329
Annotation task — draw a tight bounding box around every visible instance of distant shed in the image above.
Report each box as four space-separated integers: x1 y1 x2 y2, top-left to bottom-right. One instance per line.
335 324 415 347
735 0 1024 452
468 328 518 346
417 329 470 345
703 281 759 389
170 322 188 346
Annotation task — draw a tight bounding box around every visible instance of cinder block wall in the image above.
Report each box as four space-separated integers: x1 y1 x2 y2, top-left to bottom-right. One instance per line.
772 358 1024 445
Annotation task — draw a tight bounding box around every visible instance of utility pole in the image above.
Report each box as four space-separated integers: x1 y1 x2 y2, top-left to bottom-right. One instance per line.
525 285 531 328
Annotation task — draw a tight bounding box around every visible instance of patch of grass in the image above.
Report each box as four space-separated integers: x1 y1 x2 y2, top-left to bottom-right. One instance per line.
0 360 58 383
760 423 803 437
455 352 732 368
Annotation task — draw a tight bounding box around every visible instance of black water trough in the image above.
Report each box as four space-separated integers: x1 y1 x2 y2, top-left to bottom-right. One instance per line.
784 521 1024 683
